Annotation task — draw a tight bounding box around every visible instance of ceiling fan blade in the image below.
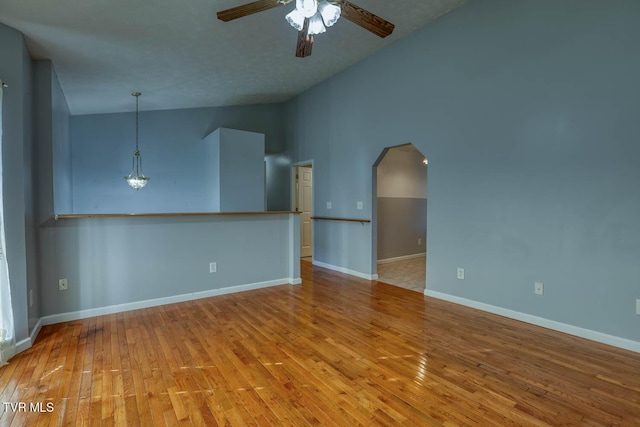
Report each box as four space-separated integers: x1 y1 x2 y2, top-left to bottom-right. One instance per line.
341 1 395 38
217 0 283 22
296 19 313 58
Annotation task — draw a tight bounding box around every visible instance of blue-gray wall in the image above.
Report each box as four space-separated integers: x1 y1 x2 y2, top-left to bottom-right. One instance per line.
203 130 221 212
0 23 36 341
32 61 53 329
38 214 299 316
51 66 72 214
265 153 290 212
377 198 426 260
284 0 640 342
203 128 266 212
219 129 265 212
32 60 73 333
70 104 287 214
33 61 54 225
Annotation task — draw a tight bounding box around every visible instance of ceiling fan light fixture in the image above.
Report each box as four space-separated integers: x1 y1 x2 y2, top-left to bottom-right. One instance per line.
285 9 305 31
216 0 394 58
296 0 318 18
318 0 341 27
308 12 326 35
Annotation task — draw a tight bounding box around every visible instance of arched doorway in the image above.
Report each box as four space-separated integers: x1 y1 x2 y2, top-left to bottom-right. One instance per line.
372 144 428 292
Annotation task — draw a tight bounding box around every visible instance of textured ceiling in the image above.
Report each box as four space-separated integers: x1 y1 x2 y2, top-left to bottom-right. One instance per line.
0 0 466 115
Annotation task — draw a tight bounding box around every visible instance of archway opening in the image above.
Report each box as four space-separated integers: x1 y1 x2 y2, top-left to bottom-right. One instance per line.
372 144 428 292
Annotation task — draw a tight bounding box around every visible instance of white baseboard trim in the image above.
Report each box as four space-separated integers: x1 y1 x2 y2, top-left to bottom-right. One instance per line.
424 289 640 354
15 317 43 354
312 260 377 281
40 277 301 326
377 252 426 264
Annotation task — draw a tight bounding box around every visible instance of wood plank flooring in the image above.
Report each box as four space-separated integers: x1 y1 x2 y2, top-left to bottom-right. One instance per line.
2 260 639 426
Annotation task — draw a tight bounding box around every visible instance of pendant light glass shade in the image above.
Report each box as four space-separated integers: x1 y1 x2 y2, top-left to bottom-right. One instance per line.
124 92 149 190
308 12 326 35
285 8 305 31
296 0 318 18
125 151 149 190
318 1 341 27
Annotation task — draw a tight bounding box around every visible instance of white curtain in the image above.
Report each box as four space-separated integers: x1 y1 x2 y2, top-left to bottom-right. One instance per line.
0 81 16 366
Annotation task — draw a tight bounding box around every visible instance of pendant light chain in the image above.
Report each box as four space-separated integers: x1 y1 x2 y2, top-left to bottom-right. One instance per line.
135 93 139 153
135 92 141 176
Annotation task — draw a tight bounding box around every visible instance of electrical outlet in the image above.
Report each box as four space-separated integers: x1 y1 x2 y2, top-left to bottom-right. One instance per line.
356 201 363 210
29 289 33 307
457 268 464 280
209 262 217 273
534 282 544 295
326 202 332 209
418 238 422 245
59 278 68 291
636 299 640 315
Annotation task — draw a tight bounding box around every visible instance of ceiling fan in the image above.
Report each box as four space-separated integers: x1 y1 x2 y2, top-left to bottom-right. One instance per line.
217 0 395 58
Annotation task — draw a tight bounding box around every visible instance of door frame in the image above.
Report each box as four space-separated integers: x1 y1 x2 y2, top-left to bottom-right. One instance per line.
291 160 314 259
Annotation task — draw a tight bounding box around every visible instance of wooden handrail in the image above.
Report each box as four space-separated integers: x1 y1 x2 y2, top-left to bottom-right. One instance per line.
54 211 299 220
311 216 371 223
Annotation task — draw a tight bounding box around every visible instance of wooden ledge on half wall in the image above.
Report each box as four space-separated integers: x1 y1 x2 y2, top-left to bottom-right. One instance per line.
53 211 300 220
310 216 371 223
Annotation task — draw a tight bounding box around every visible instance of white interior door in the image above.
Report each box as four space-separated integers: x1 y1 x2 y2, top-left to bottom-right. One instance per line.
297 166 313 258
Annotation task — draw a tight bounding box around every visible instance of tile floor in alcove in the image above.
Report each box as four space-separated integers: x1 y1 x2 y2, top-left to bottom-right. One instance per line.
377 256 426 293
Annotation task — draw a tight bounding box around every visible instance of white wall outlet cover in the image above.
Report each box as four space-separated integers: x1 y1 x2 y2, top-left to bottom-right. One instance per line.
58 278 68 291
356 201 363 210
418 238 422 245
636 299 640 315
209 262 217 273
534 282 544 295
326 202 332 209
457 268 464 280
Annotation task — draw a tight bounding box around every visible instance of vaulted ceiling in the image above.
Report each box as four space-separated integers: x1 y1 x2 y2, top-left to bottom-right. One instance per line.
0 0 467 114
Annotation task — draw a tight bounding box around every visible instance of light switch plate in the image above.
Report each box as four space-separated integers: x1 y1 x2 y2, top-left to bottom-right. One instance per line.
356 201 363 210
326 202 332 209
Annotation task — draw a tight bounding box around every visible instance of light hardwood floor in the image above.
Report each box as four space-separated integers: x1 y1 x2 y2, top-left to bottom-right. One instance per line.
1 260 639 426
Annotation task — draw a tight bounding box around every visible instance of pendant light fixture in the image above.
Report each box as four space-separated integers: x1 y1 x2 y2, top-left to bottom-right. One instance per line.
124 92 150 190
